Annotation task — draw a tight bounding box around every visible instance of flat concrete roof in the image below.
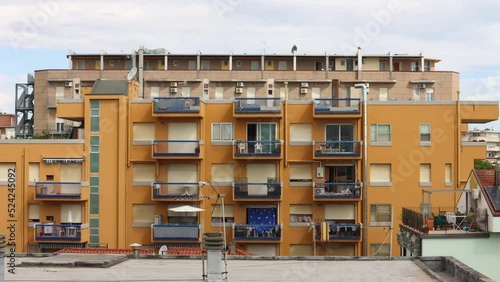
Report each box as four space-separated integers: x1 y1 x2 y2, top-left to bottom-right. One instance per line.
5 254 441 281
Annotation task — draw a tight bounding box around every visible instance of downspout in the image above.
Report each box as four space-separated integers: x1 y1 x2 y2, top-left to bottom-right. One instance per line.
284 82 289 168
138 46 144 98
357 47 362 80
456 91 461 205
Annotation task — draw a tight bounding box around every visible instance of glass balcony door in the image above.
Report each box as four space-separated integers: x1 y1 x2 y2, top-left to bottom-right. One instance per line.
325 124 354 152
247 123 277 153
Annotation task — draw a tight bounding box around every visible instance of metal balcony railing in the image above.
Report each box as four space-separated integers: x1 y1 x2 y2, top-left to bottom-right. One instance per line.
233 224 282 240
153 97 200 113
314 98 361 114
314 141 361 157
234 98 281 113
234 140 282 157
314 182 361 199
152 224 200 241
152 182 200 199
153 140 200 157
35 224 82 241
35 182 82 199
233 181 282 199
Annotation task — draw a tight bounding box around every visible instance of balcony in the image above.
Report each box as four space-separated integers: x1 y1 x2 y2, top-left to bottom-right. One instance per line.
313 141 361 159
314 222 361 241
35 182 82 200
233 181 282 200
233 98 282 118
35 224 82 241
56 98 84 121
314 182 361 200
152 224 200 241
400 207 489 235
152 97 203 118
233 224 282 241
152 182 201 201
234 140 282 159
313 98 361 118
152 140 202 159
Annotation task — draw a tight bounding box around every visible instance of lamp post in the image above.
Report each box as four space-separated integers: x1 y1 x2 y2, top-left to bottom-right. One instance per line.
354 83 368 255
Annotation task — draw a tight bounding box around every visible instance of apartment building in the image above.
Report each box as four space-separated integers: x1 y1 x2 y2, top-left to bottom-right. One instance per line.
0 112 16 138
462 128 500 163
1 47 497 256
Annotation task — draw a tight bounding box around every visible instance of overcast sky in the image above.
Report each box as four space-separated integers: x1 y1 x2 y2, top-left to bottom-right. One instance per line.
1 0 499 128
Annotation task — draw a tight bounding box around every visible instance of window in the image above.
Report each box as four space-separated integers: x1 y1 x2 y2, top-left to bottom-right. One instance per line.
289 164 312 184
188 60 196 70
133 163 155 185
133 123 155 143
127 60 133 70
289 204 312 226
201 61 209 70
250 61 259 70
132 204 155 227
173 60 179 66
370 204 392 226
290 124 312 144
28 204 40 223
90 100 100 132
76 60 85 70
424 61 430 71
0 163 15 183
379 61 386 71
379 88 388 101
425 89 434 101
340 60 345 66
61 204 82 224
212 123 233 142
370 124 391 144
109 60 115 67
61 163 82 182
278 61 287 70
236 60 241 67
420 164 431 186
215 87 224 100
445 163 452 186
211 204 234 227
370 164 391 186
29 163 40 184
211 164 234 184
370 244 390 256
420 124 431 144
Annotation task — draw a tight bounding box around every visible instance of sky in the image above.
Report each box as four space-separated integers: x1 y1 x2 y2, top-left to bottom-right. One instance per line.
0 0 499 129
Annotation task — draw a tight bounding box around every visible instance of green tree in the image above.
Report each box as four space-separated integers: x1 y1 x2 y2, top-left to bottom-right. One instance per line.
474 159 492 169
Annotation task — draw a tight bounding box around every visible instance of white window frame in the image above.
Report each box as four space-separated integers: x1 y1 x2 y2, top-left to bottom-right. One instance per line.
173 60 179 67
370 204 392 227
370 124 391 146
419 163 431 186
211 123 233 144
109 60 115 67
420 124 431 146
289 204 313 227
369 164 392 187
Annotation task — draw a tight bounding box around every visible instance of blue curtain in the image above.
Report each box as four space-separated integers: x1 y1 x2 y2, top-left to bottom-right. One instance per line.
247 208 276 225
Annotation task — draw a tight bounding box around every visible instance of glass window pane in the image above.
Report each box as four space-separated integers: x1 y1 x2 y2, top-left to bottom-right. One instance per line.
90 117 99 132
370 125 376 142
212 124 220 140
90 153 99 173
378 125 390 133
420 124 430 134
221 124 232 140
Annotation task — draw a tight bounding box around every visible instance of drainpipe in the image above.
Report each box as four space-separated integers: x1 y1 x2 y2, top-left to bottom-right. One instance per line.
138 46 144 98
354 83 368 256
357 47 362 80
456 91 461 206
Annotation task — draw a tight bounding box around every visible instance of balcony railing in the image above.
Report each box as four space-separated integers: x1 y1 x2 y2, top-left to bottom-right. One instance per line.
153 97 200 113
233 224 282 240
152 140 200 157
35 224 82 241
35 182 82 199
401 207 489 234
152 224 200 241
153 182 200 199
314 182 361 199
234 140 282 157
314 222 361 241
314 98 361 114
233 181 282 199
314 141 361 157
234 98 281 114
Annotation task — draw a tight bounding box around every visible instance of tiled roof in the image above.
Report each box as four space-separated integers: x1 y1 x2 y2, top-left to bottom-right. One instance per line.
57 247 254 256
474 169 496 187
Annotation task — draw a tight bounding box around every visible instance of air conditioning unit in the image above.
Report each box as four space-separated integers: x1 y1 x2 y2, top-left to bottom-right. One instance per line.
64 81 73 87
301 82 309 88
170 87 178 94
236 82 244 87
418 83 426 89
235 88 243 94
300 88 308 94
170 82 178 87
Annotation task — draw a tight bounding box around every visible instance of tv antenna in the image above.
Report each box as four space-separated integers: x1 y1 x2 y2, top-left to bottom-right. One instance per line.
127 66 138 81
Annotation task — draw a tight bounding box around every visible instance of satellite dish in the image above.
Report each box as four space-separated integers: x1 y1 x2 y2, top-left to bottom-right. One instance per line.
127 67 137 81
159 245 168 255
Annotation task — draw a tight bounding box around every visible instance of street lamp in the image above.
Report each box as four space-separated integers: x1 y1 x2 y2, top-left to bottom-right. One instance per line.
354 83 369 255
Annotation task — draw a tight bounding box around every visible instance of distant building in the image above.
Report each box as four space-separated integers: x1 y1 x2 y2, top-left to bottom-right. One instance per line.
462 128 500 163
0 112 16 139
